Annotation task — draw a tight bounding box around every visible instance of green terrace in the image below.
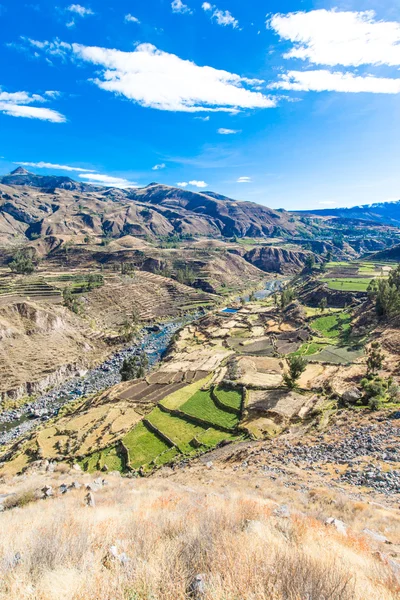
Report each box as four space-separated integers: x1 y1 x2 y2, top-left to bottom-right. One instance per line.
80 384 244 473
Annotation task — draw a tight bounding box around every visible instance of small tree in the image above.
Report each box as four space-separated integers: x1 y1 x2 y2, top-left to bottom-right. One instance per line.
283 356 307 389
318 297 328 313
120 351 149 382
303 254 315 272
366 342 384 377
280 287 295 310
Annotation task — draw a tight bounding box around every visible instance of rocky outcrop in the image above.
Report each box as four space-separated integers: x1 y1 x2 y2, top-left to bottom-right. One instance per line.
243 246 318 274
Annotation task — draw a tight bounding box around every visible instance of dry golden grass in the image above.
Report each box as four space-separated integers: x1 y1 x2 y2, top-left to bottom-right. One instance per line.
0 474 398 600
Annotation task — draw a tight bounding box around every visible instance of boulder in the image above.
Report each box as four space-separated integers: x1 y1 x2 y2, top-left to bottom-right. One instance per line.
342 388 362 404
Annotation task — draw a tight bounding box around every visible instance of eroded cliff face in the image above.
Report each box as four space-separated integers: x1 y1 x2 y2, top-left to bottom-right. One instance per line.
242 246 318 274
0 301 105 400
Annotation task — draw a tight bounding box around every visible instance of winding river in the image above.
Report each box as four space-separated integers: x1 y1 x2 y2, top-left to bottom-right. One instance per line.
0 278 285 446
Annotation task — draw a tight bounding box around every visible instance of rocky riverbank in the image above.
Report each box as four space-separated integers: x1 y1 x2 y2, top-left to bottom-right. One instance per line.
0 319 191 446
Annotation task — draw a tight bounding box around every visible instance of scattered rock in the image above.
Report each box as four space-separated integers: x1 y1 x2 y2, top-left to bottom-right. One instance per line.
41 485 53 499
72 464 82 472
273 505 291 519
85 492 95 507
325 517 347 536
59 484 69 494
188 573 207 598
363 528 391 544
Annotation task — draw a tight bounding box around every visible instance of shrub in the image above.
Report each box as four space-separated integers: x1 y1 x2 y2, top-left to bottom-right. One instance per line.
8 250 35 274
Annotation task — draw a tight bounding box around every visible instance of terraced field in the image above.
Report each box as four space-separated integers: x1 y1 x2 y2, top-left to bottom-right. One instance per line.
320 260 392 292
80 381 243 473
0 276 62 304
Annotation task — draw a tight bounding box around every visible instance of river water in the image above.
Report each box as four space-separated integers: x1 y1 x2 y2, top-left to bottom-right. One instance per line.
0 278 285 446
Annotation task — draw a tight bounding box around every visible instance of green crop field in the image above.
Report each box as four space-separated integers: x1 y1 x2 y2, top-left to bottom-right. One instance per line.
181 390 239 430
147 407 206 452
122 422 170 469
214 386 242 411
322 278 378 292
292 341 329 356
311 312 351 339
198 429 239 446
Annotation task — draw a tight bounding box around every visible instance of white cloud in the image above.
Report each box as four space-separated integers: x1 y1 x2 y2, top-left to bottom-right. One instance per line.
202 3 238 28
31 40 275 112
189 180 207 187
237 176 251 183
195 115 210 121
268 9 400 68
0 104 65 121
17 161 95 172
271 70 400 94
177 180 208 188
125 14 140 24
171 0 192 15
79 173 138 188
152 163 166 170
218 128 240 134
67 4 93 17
0 88 65 122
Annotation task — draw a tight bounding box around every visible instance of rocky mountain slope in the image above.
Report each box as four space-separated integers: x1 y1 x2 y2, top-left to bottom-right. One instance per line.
0 168 305 244
300 201 400 226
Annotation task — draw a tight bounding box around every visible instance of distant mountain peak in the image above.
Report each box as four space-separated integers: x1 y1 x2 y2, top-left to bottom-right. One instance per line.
10 167 30 175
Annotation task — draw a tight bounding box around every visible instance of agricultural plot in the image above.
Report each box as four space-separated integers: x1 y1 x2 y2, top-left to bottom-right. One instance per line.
320 260 392 292
80 377 242 473
213 386 242 411
309 345 364 364
0 276 62 304
310 312 351 339
146 407 207 453
122 422 171 470
180 389 239 430
322 278 379 292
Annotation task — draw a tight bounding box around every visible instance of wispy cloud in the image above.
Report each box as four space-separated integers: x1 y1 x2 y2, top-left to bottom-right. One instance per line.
195 115 210 121
0 88 65 122
177 180 208 188
202 2 238 28
218 128 240 135
171 0 192 15
16 161 95 172
271 70 400 94
28 40 276 113
79 173 138 188
152 163 166 170
237 176 251 183
125 14 140 24
67 4 94 17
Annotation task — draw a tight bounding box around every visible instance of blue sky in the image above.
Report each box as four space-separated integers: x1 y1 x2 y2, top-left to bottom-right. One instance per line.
1 0 400 210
